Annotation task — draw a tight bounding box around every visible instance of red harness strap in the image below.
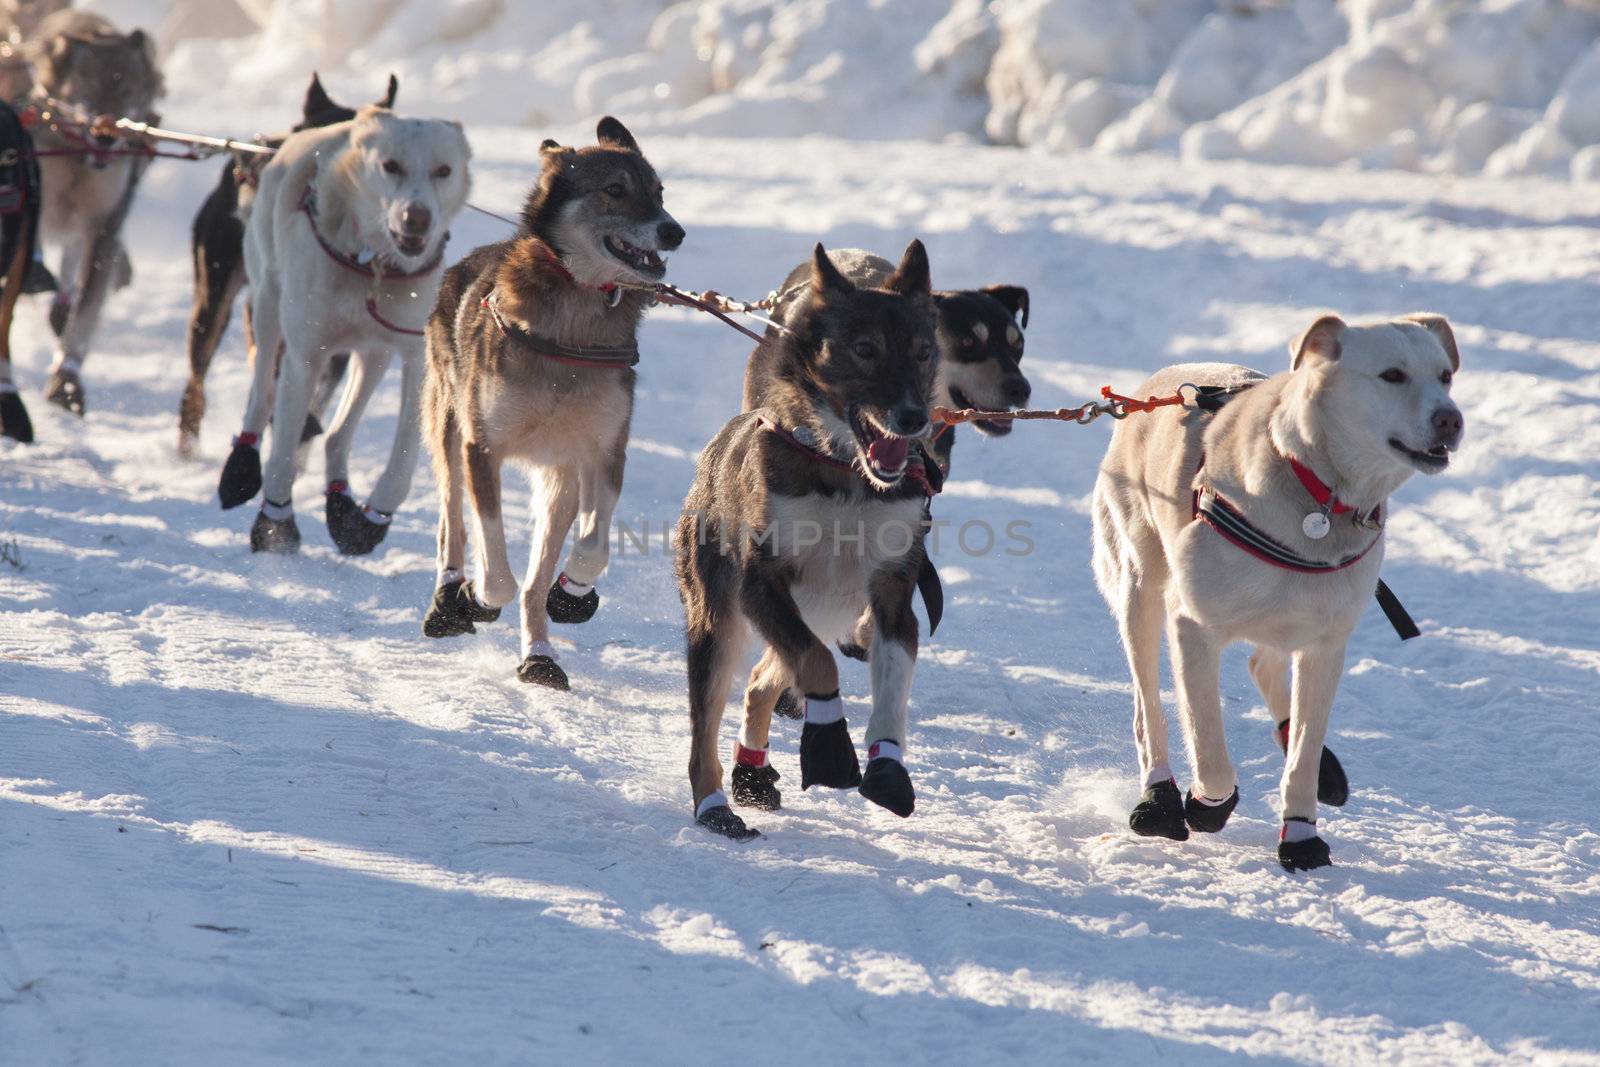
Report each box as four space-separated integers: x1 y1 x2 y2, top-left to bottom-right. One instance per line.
297 186 443 281
1287 457 1353 515
481 290 639 369
756 414 938 498
1191 453 1381 574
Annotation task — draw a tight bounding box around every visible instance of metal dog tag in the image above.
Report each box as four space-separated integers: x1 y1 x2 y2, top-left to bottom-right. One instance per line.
1302 511 1331 540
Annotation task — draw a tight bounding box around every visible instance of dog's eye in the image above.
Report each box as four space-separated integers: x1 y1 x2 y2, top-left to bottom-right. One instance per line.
916 343 934 363
604 183 626 198
1379 368 1408 384
381 159 403 176
852 340 876 360
432 164 452 180
1440 369 1453 385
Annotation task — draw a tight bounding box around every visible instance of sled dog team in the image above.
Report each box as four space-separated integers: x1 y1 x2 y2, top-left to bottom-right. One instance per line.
7 75 1466 872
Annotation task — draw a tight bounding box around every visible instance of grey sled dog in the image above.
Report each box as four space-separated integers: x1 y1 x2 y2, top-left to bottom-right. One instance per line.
1091 313 1463 871
219 105 471 556
420 117 683 691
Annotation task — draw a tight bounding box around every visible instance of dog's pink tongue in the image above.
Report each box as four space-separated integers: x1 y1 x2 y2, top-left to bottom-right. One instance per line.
868 435 909 470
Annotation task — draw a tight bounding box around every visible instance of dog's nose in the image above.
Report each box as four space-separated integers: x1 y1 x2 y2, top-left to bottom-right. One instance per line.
1431 406 1464 443
400 204 432 236
891 404 929 438
657 219 685 251
1003 376 1032 407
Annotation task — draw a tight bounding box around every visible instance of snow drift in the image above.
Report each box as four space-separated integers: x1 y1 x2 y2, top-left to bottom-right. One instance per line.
76 0 1600 183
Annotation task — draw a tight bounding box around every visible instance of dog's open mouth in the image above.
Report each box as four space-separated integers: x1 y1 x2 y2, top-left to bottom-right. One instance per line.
948 386 1014 437
1389 437 1452 472
851 407 912 486
604 236 666 279
390 230 429 258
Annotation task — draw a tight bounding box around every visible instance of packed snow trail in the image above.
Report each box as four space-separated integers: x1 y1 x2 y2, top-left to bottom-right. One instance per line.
2 128 1598 1064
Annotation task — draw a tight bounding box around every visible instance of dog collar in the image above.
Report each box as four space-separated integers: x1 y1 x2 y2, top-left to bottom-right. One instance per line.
1192 452 1380 574
298 186 444 281
757 414 940 498
482 290 639 368
526 241 624 307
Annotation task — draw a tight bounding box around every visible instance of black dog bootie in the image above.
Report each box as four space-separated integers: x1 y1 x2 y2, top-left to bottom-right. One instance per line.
250 506 300 554
422 579 502 638
1184 786 1239 834
800 717 861 790
546 573 599 624
326 484 389 556
219 434 262 509
1129 778 1189 841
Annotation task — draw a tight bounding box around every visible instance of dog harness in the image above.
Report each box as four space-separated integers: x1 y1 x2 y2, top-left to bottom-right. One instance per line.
1188 384 1420 640
482 290 640 368
298 186 441 336
756 413 944 633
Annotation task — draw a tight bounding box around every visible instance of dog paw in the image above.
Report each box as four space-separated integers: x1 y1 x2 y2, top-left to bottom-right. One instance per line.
1277 835 1333 872
249 509 301 554
218 437 262 509
1129 779 1189 841
45 369 84 416
1276 721 1350 807
517 654 570 691
732 763 782 811
0 391 34 444
696 804 760 841
422 579 502 638
22 258 57 295
772 689 803 720
859 756 915 818
546 574 599 625
799 719 862 790
1184 786 1239 834
837 641 868 662
325 488 390 556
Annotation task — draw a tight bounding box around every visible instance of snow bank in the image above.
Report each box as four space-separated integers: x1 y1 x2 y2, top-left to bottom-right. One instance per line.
76 0 1600 182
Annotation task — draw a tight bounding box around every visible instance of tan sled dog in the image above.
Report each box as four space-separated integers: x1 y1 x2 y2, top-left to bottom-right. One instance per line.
420 117 683 691
1092 314 1463 870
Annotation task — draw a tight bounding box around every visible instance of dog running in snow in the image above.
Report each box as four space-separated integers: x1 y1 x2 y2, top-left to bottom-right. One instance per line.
1092 313 1463 870
745 247 1032 685
217 104 471 556
420 117 683 691
22 10 163 419
177 72 398 457
676 240 940 840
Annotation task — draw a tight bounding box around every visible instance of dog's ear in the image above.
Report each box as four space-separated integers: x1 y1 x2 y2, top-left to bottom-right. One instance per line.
304 72 335 117
981 284 1029 329
810 243 855 298
539 139 570 166
1291 314 1346 371
379 73 399 109
1401 313 1459 371
885 239 931 299
596 116 640 154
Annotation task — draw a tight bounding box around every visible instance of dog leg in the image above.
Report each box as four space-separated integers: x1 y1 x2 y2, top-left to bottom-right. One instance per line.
47 214 120 416
322 351 397 556
547 454 617 625
516 465 581 690
860 569 919 818
367 348 426 515
1251 645 1349 808
179 234 244 456
689 609 756 840
0 231 32 444
732 647 789 812
463 438 518 611
221 284 282 509
1114 574 1186 841
741 568 858 791
421 405 500 639
1278 640 1347 872
1168 613 1239 834
253 340 325 552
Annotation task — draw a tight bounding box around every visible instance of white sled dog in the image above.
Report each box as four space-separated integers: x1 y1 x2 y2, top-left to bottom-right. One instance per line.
1092 314 1463 871
217 105 471 556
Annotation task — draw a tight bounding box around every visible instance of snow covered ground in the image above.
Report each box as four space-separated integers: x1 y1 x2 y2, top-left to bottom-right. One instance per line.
3 111 1600 1062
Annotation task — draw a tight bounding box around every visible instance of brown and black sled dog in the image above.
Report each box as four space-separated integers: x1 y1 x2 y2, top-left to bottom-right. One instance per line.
675 240 939 840
421 117 683 691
